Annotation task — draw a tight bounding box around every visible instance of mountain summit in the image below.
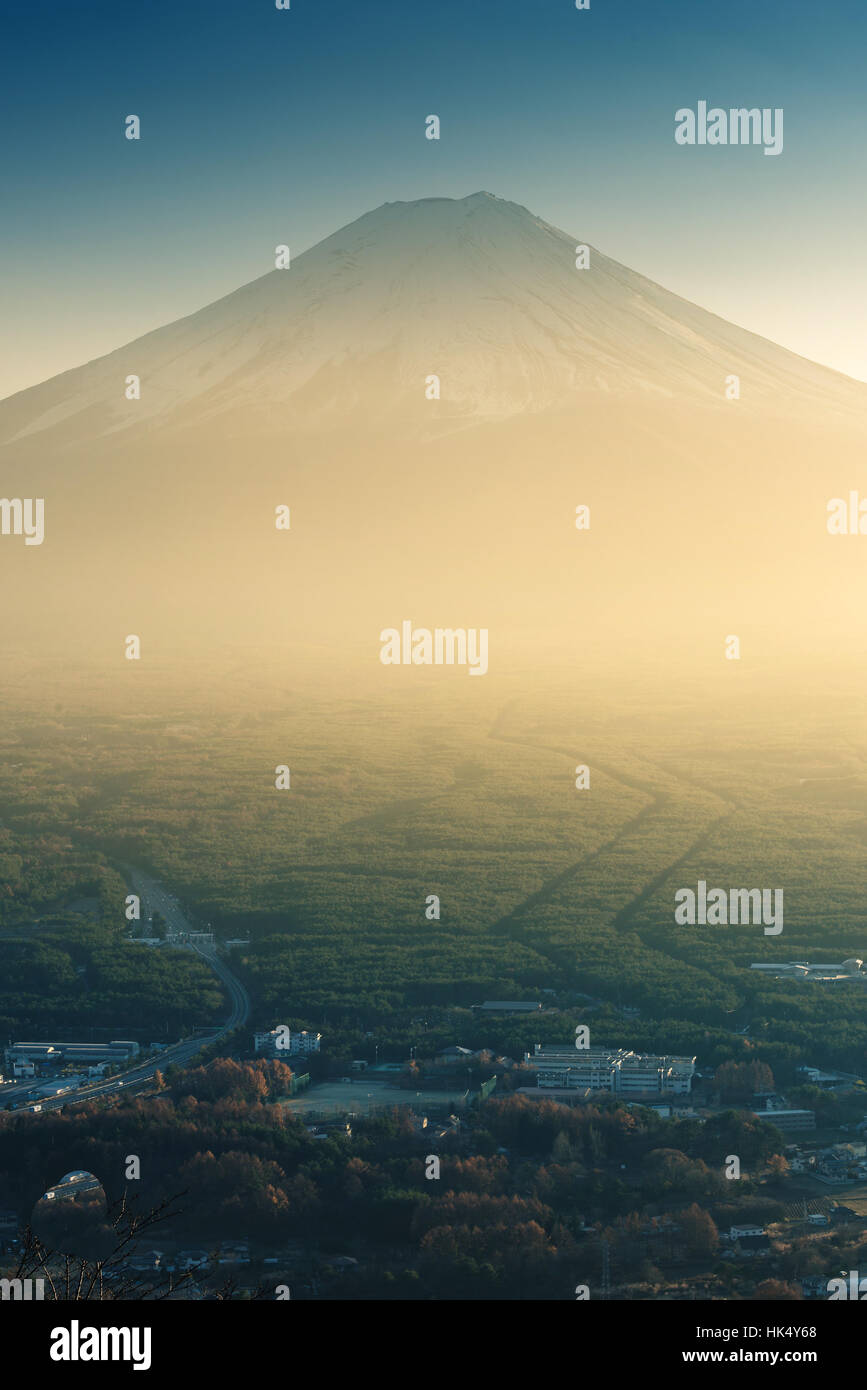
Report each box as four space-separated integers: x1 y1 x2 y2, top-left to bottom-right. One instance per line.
2 192 865 659
2 192 863 444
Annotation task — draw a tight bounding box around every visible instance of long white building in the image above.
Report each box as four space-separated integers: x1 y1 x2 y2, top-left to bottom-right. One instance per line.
5 1040 140 1069
525 1044 695 1096
751 959 864 982
254 1028 321 1058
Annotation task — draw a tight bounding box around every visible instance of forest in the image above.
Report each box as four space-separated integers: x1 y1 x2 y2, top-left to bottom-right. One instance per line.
0 1060 815 1300
1 662 866 1079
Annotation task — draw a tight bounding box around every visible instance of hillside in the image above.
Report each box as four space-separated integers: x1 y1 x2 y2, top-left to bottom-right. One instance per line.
1 192 864 659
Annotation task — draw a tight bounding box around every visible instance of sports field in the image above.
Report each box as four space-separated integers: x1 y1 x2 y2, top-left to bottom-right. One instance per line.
281 1078 469 1117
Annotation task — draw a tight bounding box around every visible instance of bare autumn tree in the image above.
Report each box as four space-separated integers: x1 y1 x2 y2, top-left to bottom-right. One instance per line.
8 1190 267 1301
766 1153 790 1179
680 1202 718 1258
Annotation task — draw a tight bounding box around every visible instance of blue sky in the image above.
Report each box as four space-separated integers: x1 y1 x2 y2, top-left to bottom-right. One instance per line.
2 0 866 394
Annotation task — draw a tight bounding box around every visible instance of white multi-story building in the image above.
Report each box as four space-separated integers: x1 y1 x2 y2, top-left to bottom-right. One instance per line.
254 1028 322 1058
525 1045 695 1096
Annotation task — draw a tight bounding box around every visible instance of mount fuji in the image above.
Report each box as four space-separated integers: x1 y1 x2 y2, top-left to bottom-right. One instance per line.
1 193 865 661
1 191 863 444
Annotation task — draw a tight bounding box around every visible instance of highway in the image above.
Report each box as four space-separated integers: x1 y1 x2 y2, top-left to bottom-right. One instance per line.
0 872 251 1114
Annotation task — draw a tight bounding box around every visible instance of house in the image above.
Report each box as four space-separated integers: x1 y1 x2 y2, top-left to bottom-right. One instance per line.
175 1249 210 1271
833 1141 866 1160
728 1223 765 1240
127 1250 162 1272
787 1151 816 1174
218 1242 250 1265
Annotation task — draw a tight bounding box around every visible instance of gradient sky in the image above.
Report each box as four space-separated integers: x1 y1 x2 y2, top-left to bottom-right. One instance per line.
2 0 866 398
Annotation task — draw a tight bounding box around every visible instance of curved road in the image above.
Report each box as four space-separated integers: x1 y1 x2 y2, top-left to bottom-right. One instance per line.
1 873 250 1114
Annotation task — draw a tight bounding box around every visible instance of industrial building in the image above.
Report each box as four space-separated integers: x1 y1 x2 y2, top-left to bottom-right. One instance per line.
4 1040 140 1071
750 959 865 982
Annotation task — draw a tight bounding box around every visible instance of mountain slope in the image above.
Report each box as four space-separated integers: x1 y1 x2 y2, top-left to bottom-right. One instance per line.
1 192 864 445
1 192 865 662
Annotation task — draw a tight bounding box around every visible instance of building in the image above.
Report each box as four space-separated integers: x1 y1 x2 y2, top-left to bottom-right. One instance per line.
477 1001 543 1013
737 1235 771 1257
41 1171 103 1204
35 1081 78 1099
255 1028 283 1057
525 1044 696 1096
4 1041 139 1070
629 1103 699 1119
787 1151 815 1175
175 1249 210 1272
797 1065 859 1087
750 959 865 983
752 1108 815 1133
254 1028 321 1058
